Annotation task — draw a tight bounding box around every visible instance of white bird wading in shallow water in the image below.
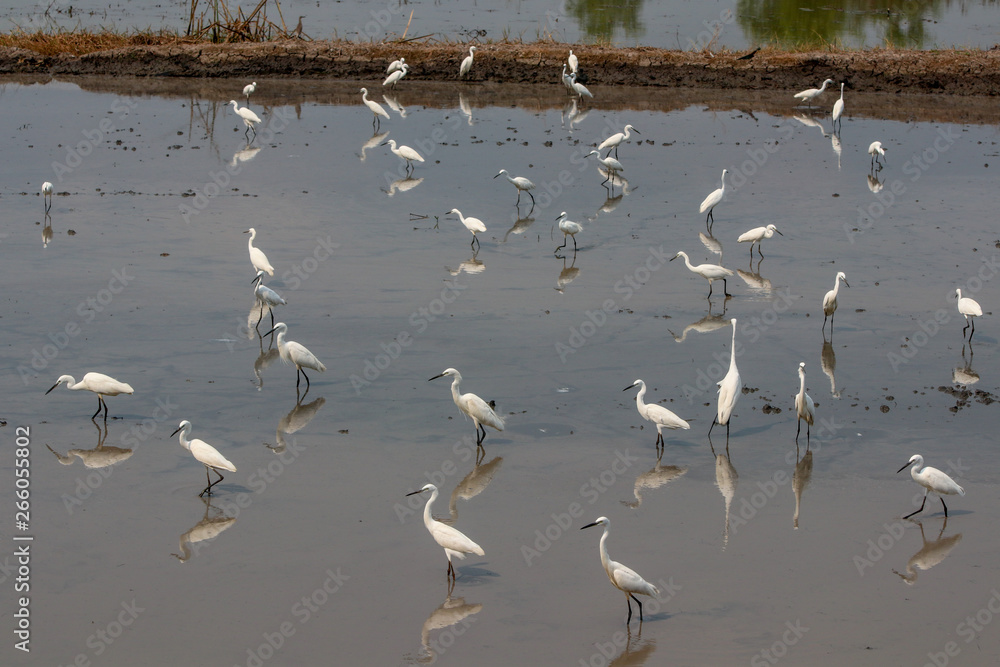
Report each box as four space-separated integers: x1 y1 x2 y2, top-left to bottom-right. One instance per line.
822 271 849 334
459 46 477 78
244 227 274 276
586 150 623 184
494 169 536 206
171 420 237 497
708 318 741 447
623 379 690 457
555 211 582 254
446 208 487 250
793 78 834 107
794 362 815 445
386 57 405 74
897 455 965 519
242 81 256 104
361 87 390 131
671 251 734 298
251 270 287 332
567 49 578 74
46 372 134 421
262 323 326 392
956 288 983 341
598 124 639 159
406 483 485 581
382 139 424 175
581 517 660 625
569 72 593 99
700 168 728 227
42 181 53 211
868 141 886 169
832 82 845 132
229 100 261 141
383 63 409 89
737 224 783 259
429 368 504 447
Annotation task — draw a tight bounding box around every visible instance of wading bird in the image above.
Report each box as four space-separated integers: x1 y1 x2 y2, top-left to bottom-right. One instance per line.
822 271 849 334
598 124 639 159
897 455 965 519
171 420 237 497
383 63 409 89
46 372 133 421
793 78 834 107
708 318 741 445
242 81 256 104
569 72 593 99
429 368 504 446
406 483 484 581
386 57 405 74
671 251 734 298
832 82 845 132
868 141 886 169
445 208 487 250
794 362 815 445
567 49 578 74
494 169 536 206
229 100 261 141
263 323 326 391
956 288 983 341
382 139 424 175
581 517 660 625
737 224 783 259
623 379 690 456
360 87 390 131
700 168 728 226
555 211 583 253
245 227 274 276
42 181 53 212
459 46 477 78
586 150 623 184
251 270 286 331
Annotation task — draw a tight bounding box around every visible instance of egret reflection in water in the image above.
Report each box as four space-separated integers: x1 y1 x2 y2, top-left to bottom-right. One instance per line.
668 304 729 343
621 458 687 509
359 130 390 162
711 439 738 550
445 250 485 276
555 253 581 293
503 210 535 242
253 340 281 390
892 518 963 585
171 495 238 563
46 420 133 468
793 446 813 529
952 345 979 386
271 395 327 454
385 176 424 196
821 338 842 398
442 456 503 524
417 594 483 663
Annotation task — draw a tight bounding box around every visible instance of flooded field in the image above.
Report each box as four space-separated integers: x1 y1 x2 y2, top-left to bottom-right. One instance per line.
3 77 1000 666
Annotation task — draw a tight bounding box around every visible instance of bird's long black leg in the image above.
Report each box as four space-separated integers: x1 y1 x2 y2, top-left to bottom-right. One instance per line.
796 419 801 443
613 145 620 159
806 422 810 446
92 396 103 421
707 281 714 299
725 421 730 449
708 418 716 438
303 370 311 390
723 278 731 297
626 596 633 624
903 493 927 519
631 594 644 622
941 497 949 518
269 308 276 331
572 236 578 251
970 319 976 342
528 191 535 205
555 238 567 253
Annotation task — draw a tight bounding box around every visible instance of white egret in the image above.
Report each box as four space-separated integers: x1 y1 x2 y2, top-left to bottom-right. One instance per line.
382 139 424 174
244 228 274 276
793 78 834 107
555 211 583 253
581 517 660 625
251 270 287 332
242 81 256 104
831 82 845 132
570 72 593 99
429 368 504 446
406 483 485 581
383 62 409 89
670 251 734 298
598 124 639 159
361 87 390 130
586 150 623 185
386 57 405 74
708 319 741 444
561 65 574 93
623 379 690 455
897 455 965 519
700 168 728 225
459 45 477 78
228 100 261 140
568 49 579 74
794 362 815 445
171 420 237 497
42 181 53 211
262 322 326 391
956 288 983 341
822 271 849 334
445 208 487 250
737 224 783 258
868 141 886 169
46 372 133 421
494 169 536 206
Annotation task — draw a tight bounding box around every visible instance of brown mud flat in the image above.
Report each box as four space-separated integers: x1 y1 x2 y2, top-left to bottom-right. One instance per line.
2 40 1000 96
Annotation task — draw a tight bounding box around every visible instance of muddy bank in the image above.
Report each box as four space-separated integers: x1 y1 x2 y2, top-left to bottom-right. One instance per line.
2 40 1000 96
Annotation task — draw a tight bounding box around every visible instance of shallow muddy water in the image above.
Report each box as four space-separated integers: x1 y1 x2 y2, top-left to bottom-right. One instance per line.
3 77 1000 666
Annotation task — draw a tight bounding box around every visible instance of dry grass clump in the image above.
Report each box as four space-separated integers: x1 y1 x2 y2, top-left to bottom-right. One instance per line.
0 28 184 56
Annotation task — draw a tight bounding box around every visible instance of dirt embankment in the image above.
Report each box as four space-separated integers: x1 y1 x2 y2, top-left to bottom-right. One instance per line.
2 40 1000 96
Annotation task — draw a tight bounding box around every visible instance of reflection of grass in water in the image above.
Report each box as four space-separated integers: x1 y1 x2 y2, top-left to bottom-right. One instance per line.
566 0 644 43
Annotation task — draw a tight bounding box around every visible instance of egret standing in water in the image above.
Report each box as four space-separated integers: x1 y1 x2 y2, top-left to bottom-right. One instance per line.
569 72 593 99
623 379 690 456
586 150 624 183
700 169 728 226
868 141 886 169
459 46 477 77
598 124 639 159
445 208 487 250
242 81 256 104
251 270 287 331
897 455 965 519
382 139 424 175
793 78 834 107
737 224 783 259
46 372 133 421
831 82 845 132
406 483 485 581
494 169 536 206
794 362 815 445
244 228 274 276
229 100 261 141
383 63 409 89
386 57 405 74
671 251 734 298
822 271 849 334
42 181 53 212
263 323 326 391
581 517 660 625
361 87 390 130
567 49 579 74
709 318 741 445
171 420 237 497
429 368 504 446
956 288 983 341
555 211 583 253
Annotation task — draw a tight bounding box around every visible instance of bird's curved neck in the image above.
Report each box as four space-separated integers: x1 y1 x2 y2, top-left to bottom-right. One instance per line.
598 526 612 572
729 325 737 367
450 376 462 407
177 430 192 452
634 384 646 409
422 488 439 530
798 370 806 396
680 253 695 271
831 277 841 295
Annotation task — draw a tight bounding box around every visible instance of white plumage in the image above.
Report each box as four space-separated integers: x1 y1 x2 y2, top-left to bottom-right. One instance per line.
670 251 734 298
598 124 639 159
406 483 485 580
360 87 390 130
245 227 274 276
429 368 504 445
494 169 536 206
459 46 477 77
710 318 742 442
700 168 728 224
383 63 409 88
242 81 256 102
868 140 886 168
624 379 689 452
229 100 262 139
446 208 487 249
567 49 578 74
42 181 53 211
264 322 326 391
252 270 286 330
171 420 237 497
555 211 583 253
956 288 982 340
46 372 133 421
569 72 593 99
581 517 660 625
793 78 834 106
831 82 845 130
382 139 424 174
737 224 783 258
794 362 815 444
822 271 849 333
386 57 405 74
897 454 965 519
